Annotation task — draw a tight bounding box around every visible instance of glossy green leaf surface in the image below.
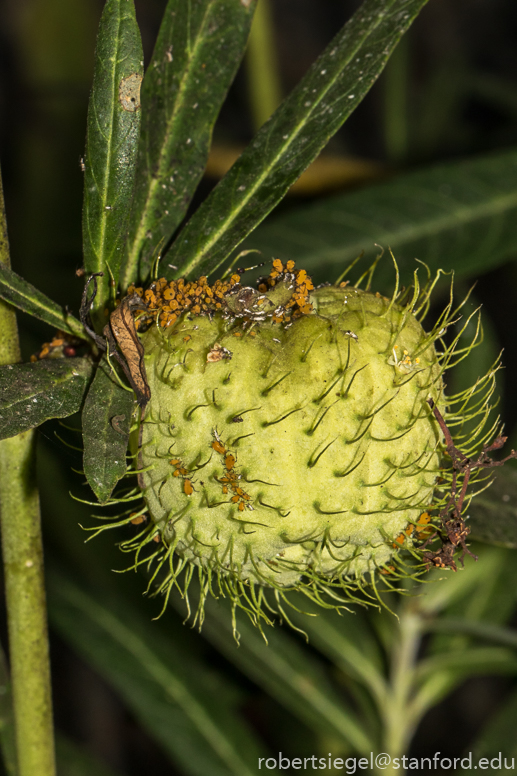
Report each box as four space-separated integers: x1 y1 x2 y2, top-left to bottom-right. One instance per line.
0 264 84 338
121 0 257 288
83 0 143 307
244 148 517 288
195 597 374 755
165 0 429 279
48 571 267 776
0 358 92 441
467 467 517 548
82 360 134 503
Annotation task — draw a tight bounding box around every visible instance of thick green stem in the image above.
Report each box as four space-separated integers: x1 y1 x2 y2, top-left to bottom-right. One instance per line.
0 168 56 776
245 0 282 131
374 608 422 776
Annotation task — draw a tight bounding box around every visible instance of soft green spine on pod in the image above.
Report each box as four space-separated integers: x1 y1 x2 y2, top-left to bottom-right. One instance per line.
139 285 445 590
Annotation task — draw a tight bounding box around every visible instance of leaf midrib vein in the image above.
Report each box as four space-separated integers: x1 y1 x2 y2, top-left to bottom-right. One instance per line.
60 586 258 776
127 0 218 273
180 0 406 270
302 189 517 260
95 5 125 270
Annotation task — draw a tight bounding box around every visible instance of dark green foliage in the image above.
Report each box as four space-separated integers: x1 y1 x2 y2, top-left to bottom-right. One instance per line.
82 0 144 311
165 0 430 280
244 148 517 288
82 360 134 503
468 467 517 549
3 0 517 773
47 569 270 776
0 265 84 338
0 358 92 441
121 0 257 288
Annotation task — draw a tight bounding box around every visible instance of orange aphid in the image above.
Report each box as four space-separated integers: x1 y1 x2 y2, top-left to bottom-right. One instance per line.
380 565 396 575
212 440 226 455
415 512 433 538
417 512 432 527
183 479 194 496
224 453 236 471
393 512 434 548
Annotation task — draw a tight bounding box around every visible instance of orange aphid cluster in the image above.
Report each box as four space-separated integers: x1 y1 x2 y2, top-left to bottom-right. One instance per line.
126 260 314 330
30 331 81 362
127 273 242 330
392 512 433 549
211 433 252 512
257 259 314 323
169 458 195 497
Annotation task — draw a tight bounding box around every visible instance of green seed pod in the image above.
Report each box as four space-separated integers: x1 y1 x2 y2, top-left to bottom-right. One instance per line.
120 253 498 633
91 260 499 630
140 283 444 589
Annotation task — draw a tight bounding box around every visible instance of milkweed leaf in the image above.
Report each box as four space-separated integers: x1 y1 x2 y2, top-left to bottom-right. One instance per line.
0 264 84 338
83 0 143 308
121 0 257 288
82 359 135 503
165 0 429 280
0 358 92 441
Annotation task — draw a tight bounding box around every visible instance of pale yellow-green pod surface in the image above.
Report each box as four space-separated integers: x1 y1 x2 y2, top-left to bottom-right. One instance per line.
139 285 446 589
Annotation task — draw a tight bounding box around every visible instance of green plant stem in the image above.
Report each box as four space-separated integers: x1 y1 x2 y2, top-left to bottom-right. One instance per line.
379 609 422 774
245 0 282 131
0 168 56 776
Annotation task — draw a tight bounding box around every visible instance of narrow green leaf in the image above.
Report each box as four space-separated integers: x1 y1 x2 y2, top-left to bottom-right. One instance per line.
416 550 504 617
0 358 92 441
422 548 517 658
194 596 375 755
82 360 134 503
121 0 257 288
243 148 517 288
165 0 429 279
467 467 517 548
409 670 473 724
83 0 143 306
0 263 84 338
411 645 517 722
416 646 517 682
426 618 517 649
283 598 386 707
47 570 268 776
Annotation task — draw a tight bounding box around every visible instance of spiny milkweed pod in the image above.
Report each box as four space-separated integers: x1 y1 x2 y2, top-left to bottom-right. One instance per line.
96 260 500 631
